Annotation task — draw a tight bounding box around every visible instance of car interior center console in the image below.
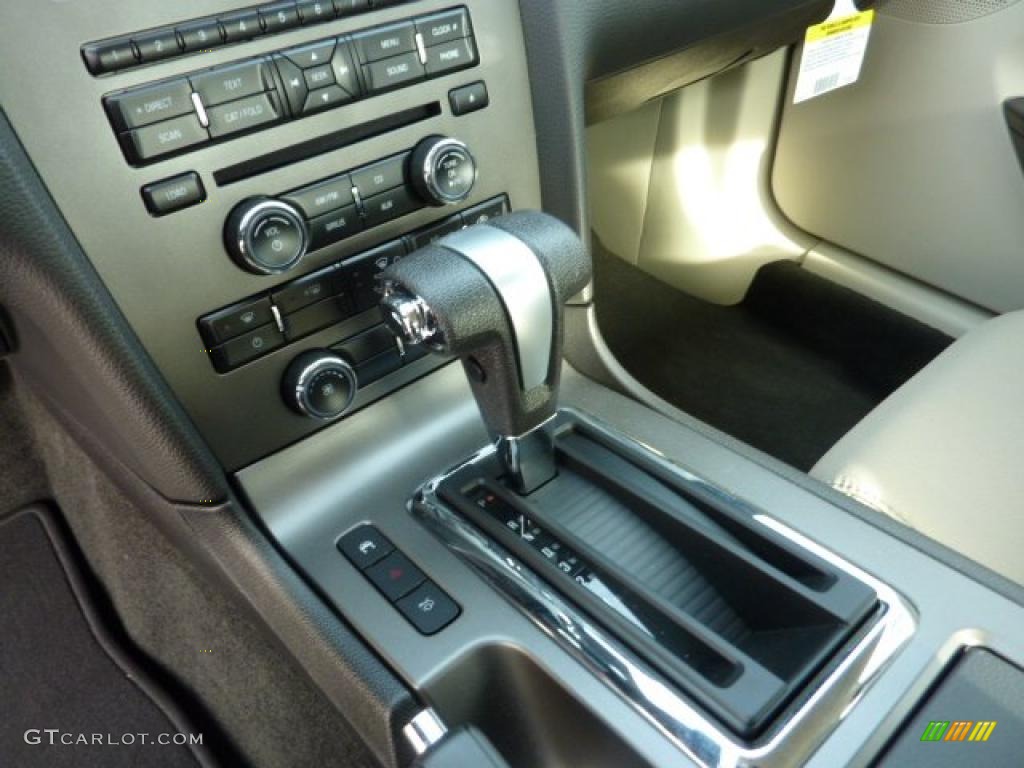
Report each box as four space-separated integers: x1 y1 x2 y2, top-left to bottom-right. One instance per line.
5 1 1024 767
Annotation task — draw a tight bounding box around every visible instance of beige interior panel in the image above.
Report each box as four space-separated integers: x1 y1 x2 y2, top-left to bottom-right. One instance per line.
773 3 1024 313
588 50 813 305
805 242 992 337
586 100 662 265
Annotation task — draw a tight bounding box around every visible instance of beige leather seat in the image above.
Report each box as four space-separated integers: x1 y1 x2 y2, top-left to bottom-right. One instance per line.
812 311 1024 585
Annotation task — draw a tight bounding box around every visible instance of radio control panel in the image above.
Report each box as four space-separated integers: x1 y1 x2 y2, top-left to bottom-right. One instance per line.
101 7 477 165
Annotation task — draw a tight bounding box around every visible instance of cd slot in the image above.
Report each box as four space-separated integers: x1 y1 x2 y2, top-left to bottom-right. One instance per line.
214 102 441 186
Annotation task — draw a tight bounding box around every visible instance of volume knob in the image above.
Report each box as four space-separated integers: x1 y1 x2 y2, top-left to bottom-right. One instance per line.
225 197 310 275
410 136 478 206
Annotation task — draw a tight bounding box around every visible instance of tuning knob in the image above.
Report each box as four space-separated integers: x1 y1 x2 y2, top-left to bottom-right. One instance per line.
282 349 357 421
225 197 310 275
410 136 478 206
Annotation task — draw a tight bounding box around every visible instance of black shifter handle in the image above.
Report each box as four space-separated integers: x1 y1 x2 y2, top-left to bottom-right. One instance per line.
380 211 590 441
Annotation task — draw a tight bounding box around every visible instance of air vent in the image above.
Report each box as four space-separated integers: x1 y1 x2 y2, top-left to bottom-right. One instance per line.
878 0 1021 24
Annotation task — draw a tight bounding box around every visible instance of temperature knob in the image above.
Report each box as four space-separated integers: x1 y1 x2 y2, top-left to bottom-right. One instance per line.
282 350 358 421
410 136 478 206
225 197 309 275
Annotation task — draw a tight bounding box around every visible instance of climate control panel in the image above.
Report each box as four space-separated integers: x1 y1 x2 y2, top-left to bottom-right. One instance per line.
200 194 507 373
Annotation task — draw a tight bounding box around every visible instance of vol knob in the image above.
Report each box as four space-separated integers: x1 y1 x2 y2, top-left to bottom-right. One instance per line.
282 350 357 421
410 136 478 206
225 197 309 275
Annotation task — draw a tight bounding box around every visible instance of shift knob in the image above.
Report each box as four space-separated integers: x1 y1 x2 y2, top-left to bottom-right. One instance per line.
379 211 591 443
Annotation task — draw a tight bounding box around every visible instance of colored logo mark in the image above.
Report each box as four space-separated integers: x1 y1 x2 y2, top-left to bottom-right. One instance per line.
920 720 997 743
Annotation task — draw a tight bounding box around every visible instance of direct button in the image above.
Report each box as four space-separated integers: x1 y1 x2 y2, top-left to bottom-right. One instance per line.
142 172 205 217
365 551 425 602
396 582 460 635
105 79 194 131
207 92 283 138
191 60 275 107
338 525 394 570
120 114 208 164
351 153 408 198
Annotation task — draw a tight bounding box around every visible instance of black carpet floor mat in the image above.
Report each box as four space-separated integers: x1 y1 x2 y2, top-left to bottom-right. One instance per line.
0 507 212 768
594 245 953 471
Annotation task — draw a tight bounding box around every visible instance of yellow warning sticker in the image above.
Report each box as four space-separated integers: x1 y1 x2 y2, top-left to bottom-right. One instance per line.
794 9 875 104
806 11 874 42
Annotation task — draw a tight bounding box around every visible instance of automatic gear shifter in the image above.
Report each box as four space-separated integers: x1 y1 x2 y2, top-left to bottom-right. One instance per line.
384 215 882 746
379 211 591 494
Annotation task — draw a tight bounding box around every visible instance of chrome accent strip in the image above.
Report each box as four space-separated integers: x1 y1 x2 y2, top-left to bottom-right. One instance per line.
441 226 554 391
403 708 448 757
413 411 916 768
414 32 429 66
270 304 285 335
191 92 209 128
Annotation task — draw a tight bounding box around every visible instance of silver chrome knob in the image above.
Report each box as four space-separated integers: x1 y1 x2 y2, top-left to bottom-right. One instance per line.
380 285 443 349
410 136 478 206
282 350 357 421
225 197 310 275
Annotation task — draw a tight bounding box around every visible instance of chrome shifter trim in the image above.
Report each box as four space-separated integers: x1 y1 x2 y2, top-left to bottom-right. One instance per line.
403 708 448 757
413 411 916 768
440 226 554 391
